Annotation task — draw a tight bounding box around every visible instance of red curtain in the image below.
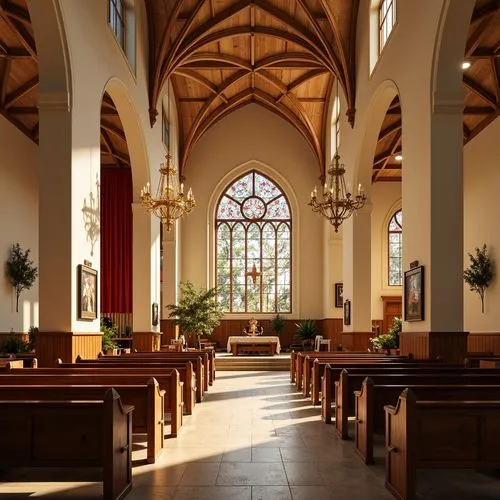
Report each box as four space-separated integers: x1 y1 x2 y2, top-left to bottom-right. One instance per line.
100 169 133 313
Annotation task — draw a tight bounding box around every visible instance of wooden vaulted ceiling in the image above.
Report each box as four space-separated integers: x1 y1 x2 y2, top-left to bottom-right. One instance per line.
145 0 359 176
2 1 500 182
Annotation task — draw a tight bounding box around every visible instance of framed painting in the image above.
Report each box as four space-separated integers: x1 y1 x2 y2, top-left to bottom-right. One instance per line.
334 282 343 308
343 299 351 326
152 302 159 326
404 265 424 321
78 264 97 320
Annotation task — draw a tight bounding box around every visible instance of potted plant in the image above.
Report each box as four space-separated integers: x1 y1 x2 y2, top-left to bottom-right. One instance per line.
295 319 319 350
100 317 118 355
370 317 401 353
166 281 224 347
270 314 285 336
5 243 38 313
463 244 494 313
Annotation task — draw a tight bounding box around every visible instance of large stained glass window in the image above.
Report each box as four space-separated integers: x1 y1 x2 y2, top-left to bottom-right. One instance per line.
216 171 292 313
388 209 402 286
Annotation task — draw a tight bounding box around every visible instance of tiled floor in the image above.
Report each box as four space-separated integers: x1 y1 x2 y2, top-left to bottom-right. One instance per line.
1 370 500 499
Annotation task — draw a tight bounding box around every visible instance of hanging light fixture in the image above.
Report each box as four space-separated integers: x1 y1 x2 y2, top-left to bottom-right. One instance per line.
308 152 366 232
140 81 195 231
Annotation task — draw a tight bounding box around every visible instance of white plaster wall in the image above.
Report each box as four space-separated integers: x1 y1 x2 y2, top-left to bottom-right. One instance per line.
464 118 500 331
370 182 402 320
182 104 324 319
0 117 39 332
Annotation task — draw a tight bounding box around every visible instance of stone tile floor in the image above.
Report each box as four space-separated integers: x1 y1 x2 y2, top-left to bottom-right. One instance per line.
0 371 499 499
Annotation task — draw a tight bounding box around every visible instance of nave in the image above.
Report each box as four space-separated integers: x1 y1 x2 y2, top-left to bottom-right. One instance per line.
1 370 499 500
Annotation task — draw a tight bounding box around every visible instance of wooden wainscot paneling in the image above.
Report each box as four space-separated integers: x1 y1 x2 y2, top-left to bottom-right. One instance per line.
133 331 162 352
35 331 102 367
321 319 343 349
467 332 500 355
400 331 469 362
160 320 177 344
340 332 372 351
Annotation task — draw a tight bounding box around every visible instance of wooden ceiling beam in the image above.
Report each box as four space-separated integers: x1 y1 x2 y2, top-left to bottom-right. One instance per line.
463 75 497 107
0 106 35 141
492 58 500 101
100 129 119 168
0 3 37 59
0 0 31 25
0 55 10 105
470 1 500 25
174 68 222 99
0 43 31 59
256 52 325 70
465 106 500 144
463 105 495 115
465 17 493 57
8 106 37 114
100 120 127 142
181 52 252 70
4 76 38 108
378 120 402 141
278 68 329 102
469 48 500 59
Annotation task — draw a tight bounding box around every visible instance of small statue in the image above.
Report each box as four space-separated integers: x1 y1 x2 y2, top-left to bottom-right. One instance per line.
243 317 263 337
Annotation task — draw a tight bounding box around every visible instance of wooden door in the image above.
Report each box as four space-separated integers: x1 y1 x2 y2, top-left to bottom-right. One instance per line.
381 296 402 334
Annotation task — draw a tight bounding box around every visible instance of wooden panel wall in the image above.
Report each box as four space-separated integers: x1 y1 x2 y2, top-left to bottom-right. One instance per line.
340 332 373 351
35 332 101 367
400 331 469 363
467 332 500 354
132 331 162 352
103 313 133 335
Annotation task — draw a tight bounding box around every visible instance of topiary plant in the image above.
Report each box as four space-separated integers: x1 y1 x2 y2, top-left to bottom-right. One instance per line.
463 244 494 313
5 243 38 313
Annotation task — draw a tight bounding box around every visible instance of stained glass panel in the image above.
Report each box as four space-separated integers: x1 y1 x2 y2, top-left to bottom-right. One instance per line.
216 171 292 313
388 209 403 286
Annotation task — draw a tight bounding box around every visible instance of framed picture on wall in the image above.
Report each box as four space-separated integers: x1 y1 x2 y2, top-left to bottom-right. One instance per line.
152 302 159 326
334 283 343 308
404 265 424 321
78 264 97 320
343 299 351 326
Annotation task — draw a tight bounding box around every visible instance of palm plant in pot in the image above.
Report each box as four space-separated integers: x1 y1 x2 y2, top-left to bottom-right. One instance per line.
166 281 224 347
295 319 319 350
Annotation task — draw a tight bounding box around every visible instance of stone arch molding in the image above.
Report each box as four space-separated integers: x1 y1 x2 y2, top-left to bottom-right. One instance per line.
207 159 300 315
355 79 401 194
102 77 150 200
27 0 72 108
432 0 475 111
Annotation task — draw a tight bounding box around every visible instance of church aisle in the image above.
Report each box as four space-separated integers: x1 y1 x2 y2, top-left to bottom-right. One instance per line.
128 370 392 500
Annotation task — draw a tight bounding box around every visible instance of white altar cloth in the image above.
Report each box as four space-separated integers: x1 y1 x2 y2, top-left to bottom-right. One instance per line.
227 336 281 354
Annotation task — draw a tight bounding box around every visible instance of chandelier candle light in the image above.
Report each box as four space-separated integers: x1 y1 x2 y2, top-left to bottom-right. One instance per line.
140 152 195 231
309 152 366 232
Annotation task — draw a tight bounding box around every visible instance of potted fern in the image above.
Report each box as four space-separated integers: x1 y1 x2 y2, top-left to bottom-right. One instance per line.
295 319 319 350
463 245 494 313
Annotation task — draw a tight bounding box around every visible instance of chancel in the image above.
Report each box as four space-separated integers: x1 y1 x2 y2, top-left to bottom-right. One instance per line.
2 1 500 499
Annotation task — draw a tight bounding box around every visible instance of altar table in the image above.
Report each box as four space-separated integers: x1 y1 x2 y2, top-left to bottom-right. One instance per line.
227 336 281 356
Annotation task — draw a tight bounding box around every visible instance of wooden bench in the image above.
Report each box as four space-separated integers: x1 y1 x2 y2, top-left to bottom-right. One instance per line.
0 378 164 463
384 389 500 500
0 388 133 500
66 358 201 408
121 350 214 388
334 368 500 439
355 379 500 465
296 352 407 392
0 370 183 436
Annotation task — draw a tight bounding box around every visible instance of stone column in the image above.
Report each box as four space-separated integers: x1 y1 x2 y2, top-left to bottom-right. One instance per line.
342 203 372 350
131 203 162 351
37 92 101 365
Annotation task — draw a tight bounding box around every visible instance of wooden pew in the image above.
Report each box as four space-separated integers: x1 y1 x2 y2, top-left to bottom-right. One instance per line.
64 358 201 407
0 370 183 436
0 388 133 500
334 368 500 439
355 379 500 465
384 389 500 500
297 352 406 392
290 350 384 384
142 350 215 387
0 378 164 463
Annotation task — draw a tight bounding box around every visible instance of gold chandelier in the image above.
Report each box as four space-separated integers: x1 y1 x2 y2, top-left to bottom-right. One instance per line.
309 152 366 232
140 152 195 231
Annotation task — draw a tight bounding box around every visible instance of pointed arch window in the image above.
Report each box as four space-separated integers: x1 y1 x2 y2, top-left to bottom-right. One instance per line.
216 171 292 313
388 209 402 286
